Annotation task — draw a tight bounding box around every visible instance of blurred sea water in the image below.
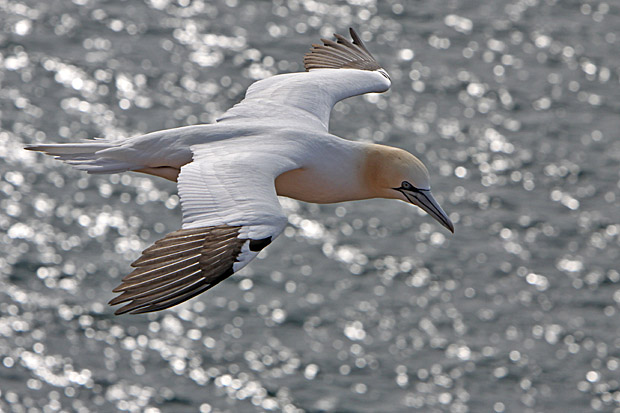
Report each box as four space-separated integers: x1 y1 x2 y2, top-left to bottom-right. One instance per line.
1 0 619 412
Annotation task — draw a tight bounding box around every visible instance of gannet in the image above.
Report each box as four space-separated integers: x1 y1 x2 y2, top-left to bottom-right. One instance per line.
27 29 454 315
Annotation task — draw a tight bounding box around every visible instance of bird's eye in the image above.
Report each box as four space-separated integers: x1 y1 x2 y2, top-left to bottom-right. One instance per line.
401 181 413 190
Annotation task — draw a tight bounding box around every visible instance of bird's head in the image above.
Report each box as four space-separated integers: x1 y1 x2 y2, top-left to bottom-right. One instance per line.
364 144 454 233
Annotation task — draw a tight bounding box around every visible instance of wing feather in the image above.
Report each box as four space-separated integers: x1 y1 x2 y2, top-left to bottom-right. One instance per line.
303 29 382 71
109 225 244 314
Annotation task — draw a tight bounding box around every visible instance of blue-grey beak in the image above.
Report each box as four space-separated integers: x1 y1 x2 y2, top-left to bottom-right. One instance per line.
401 188 454 233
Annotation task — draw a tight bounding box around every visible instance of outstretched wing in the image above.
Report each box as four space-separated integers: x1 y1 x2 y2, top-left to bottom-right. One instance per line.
217 28 391 131
109 140 297 314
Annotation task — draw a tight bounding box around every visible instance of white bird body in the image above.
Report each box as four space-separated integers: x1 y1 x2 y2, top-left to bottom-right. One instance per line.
27 29 453 314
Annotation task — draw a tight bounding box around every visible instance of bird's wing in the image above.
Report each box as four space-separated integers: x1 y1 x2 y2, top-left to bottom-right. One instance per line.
217 28 391 131
109 141 297 314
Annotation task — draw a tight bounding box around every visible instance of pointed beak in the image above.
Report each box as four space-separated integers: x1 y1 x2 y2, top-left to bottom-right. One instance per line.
402 189 454 233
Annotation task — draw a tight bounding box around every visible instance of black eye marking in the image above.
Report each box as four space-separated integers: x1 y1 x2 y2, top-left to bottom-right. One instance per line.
394 181 421 193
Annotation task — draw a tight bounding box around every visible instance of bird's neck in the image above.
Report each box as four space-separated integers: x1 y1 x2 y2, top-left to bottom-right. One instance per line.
274 140 398 204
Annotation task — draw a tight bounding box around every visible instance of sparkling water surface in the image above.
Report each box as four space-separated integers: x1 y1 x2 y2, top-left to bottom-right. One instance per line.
1 0 619 412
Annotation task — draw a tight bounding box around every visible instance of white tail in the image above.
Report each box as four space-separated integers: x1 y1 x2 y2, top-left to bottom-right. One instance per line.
26 141 137 174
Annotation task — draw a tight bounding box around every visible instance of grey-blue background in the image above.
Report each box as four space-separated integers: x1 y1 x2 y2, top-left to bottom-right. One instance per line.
1 0 619 412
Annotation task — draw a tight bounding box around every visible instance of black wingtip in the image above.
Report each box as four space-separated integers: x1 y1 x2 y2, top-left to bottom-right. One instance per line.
303 28 381 72
108 225 246 316
348 27 358 41
348 28 371 54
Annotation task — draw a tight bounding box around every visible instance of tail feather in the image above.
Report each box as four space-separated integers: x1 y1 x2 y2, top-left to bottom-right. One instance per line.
26 141 137 174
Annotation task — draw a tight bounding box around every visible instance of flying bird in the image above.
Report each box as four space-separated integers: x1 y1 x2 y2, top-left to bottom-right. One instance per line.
27 28 454 315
